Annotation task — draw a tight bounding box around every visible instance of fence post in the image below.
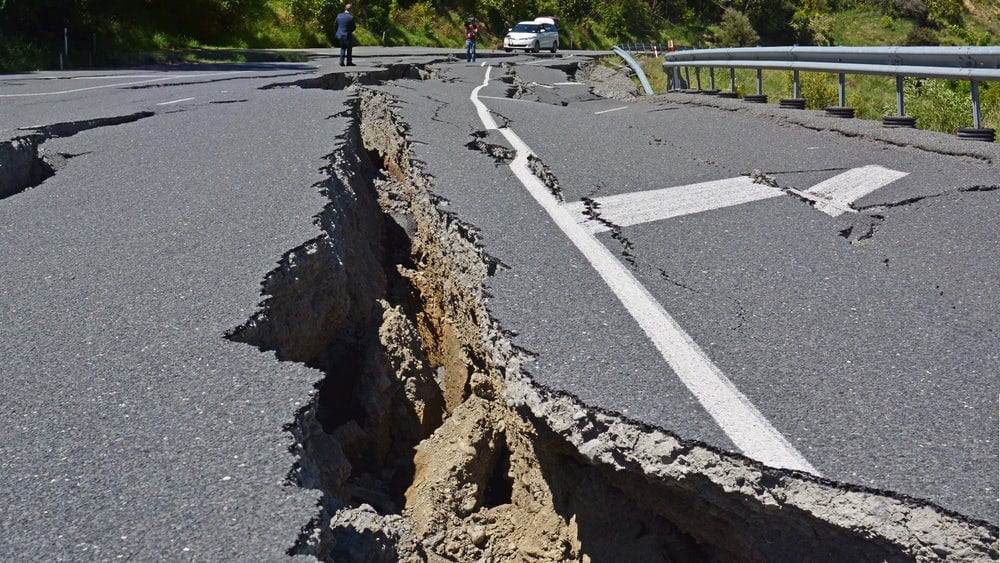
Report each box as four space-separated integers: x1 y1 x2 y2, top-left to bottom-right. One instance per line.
792 69 800 98
895 75 905 116
756 68 763 95
883 75 915 127
64 28 69 55
838 73 846 107
971 80 983 129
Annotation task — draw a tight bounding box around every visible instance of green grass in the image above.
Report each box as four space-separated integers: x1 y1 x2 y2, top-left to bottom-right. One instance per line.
632 50 998 138
826 9 912 45
645 64 999 138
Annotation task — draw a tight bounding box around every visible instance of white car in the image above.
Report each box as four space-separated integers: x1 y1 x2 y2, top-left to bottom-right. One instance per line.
504 17 559 53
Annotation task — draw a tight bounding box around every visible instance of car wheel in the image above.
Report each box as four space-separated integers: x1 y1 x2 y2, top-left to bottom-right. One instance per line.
532 41 540 53
504 48 511 52
550 41 558 53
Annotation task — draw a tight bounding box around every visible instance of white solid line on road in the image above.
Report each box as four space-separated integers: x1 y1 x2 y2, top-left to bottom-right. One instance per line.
567 177 783 234
595 106 628 115
553 82 586 86
804 165 909 217
478 95 539 104
156 97 196 106
473 67 819 474
0 71 248 97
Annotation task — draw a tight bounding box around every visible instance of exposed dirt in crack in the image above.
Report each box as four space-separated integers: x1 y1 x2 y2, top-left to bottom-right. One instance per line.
227 69 998 561
0 112 154 199
465 131 515 164
261 63 444 91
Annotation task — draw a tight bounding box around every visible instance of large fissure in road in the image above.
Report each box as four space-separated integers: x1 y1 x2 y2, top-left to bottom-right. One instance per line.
228 74 997 561
0 112 154 199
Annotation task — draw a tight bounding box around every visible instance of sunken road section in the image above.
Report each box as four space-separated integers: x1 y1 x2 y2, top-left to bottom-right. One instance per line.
219 69 998 561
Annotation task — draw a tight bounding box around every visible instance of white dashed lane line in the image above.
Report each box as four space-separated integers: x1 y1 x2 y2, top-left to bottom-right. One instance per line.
156 97 196 106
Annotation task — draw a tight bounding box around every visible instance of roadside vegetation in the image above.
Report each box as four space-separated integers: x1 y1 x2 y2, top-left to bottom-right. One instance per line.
2 0 996 135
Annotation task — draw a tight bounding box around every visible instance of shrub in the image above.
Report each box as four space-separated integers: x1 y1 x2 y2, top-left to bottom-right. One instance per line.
800 71 838 108
0 33 46 71
904 26 939 44
716 7 759 47
906 78 971 134
927 0 963 27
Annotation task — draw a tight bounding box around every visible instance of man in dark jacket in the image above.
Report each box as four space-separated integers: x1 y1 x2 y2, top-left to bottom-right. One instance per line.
335 4 356 66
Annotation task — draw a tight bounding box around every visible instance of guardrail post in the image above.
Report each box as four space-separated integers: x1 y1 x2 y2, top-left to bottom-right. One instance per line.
883 75 916 128
895 75 905 116
717 67 739 98
743 68 768 103
780 69 806 109
695 67 702 91
824 72 855 118
971 79 983 129
709 67 716 91
838 73 846 107
684 67 691 91
957 80 995 141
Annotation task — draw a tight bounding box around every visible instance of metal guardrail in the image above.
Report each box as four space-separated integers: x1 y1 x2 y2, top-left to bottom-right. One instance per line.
662 46 1000 140
613 46 654 96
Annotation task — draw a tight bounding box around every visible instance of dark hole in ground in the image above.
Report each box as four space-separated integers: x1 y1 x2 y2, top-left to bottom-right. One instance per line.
315 344 366 433
483 440 514 508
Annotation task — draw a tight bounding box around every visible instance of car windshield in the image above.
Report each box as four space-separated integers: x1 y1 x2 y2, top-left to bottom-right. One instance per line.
511 23 541 33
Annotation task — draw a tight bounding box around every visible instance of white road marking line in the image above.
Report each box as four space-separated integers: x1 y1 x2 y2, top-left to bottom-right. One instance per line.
478 95 539 104
72 74 167 80
567 177 783 234
472 67 818 474
156 97 196 106
803 165 909 217
553 82 586 85
595 106 628 115
0 71 248 97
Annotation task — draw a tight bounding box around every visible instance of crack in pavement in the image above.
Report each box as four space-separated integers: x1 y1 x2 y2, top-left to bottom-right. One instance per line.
840 184 1000 245
1 112 154 199
465 130 515 164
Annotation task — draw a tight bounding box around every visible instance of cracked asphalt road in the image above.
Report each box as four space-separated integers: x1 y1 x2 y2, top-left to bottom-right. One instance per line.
371 56 999 524
1 46 996 558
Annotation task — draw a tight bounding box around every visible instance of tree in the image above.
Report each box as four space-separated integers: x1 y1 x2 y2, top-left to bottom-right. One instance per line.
716 6 758 46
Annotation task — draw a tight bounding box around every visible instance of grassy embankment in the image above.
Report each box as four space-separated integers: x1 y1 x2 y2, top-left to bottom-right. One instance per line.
628 5 999 136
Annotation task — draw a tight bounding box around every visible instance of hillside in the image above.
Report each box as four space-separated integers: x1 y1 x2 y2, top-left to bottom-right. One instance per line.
1 0 997 71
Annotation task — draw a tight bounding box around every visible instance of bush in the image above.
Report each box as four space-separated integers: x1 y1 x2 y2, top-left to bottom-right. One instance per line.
715 7 759 47
904 26 939 44
873 0 928 20
906 78 972 134
800 71 838 108
926 0 963 27
0 33 47 71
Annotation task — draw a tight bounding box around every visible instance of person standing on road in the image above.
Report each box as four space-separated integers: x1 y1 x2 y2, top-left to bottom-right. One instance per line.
335 3 356 66
464 17 481 62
